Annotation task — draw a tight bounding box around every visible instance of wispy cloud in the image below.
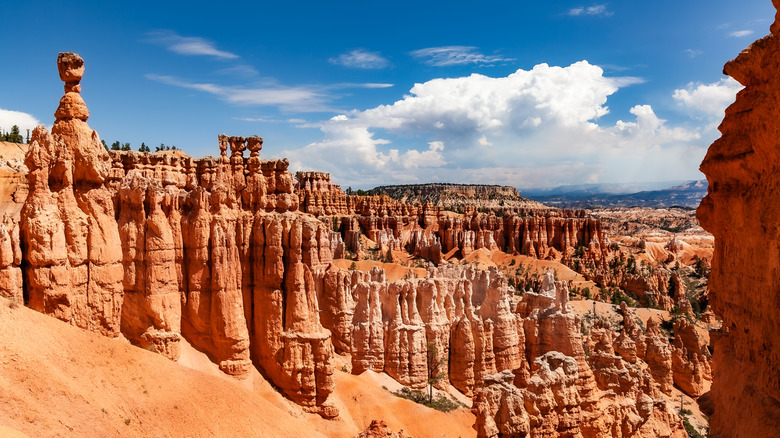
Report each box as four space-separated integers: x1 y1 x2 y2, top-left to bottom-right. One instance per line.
568 4 613 16
146 74 392 112
146 74 333 112
216 64 259 77
235 117 308 124
683 49 703 58
329 49 390 69
329 82 394 89
146 30 239 59
728 30 754 38
410 46 514 66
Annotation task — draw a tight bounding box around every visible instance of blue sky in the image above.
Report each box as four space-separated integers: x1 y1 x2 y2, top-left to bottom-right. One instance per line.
0 1 773 188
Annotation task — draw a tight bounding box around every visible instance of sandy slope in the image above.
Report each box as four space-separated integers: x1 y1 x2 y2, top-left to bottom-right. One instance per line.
0 297 475 437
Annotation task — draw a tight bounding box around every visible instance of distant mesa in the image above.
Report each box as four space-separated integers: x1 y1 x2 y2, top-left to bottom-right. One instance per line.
372 182 547 212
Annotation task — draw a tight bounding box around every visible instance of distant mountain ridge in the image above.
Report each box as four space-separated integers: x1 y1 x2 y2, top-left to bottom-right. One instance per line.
523 180 708 209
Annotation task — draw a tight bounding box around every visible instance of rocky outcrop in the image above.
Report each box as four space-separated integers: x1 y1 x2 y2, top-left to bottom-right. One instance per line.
118 173 182 359
671 319 712 397
643 318 673 395
0 214 22 303
473 351 685 438
19 53 336 418
294 172 612 266
358 420 412 438
21 53 124 337
472 353 581 438
518 272 598 405
696 4 780 436
317 264 526 393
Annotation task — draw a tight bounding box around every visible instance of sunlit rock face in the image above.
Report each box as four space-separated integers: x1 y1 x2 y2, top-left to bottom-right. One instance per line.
20 52 337 418
22 52 124 337
697 3 780 436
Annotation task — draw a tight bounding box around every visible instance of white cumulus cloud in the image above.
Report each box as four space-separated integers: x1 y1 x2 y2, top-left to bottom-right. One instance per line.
673 77 742 119
0 108 41 138
285 61 712 188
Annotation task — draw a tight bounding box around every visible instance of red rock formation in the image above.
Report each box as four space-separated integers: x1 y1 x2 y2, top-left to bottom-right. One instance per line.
21 53 124 337
643 318 673 396
118 173 182 359
696 5 780 435
316 264 529 394
670 319 712 397
295 176 612 267
518 272 598 406
588 328 653 398
473 353 581 438
18 53 338 418
0 214 22 303
358 420 412 438
614 303 647 364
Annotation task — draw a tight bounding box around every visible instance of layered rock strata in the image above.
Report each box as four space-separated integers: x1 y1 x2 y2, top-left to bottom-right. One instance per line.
373 182 546 211
697 5 780 435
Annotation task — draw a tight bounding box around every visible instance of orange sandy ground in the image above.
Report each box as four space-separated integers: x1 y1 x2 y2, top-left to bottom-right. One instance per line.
0 296 475 438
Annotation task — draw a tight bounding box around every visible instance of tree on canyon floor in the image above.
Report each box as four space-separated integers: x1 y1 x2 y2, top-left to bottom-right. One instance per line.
426 342 445 403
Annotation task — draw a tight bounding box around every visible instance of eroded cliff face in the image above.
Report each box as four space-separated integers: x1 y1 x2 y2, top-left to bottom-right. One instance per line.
20 53 337 418
469 275 686 438
317 264 526 394
297 172 611 265
21 53 124 337
697 2 780 436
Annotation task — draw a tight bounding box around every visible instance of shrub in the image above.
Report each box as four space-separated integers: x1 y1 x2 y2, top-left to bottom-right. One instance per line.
582 287 591 300
391 387 465 412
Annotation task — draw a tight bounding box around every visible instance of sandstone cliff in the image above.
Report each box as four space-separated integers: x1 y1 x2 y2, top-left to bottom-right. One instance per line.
697 2 780 435
20 53 337 417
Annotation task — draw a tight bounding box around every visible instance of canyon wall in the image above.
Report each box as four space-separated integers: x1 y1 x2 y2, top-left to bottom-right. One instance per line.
697 3 780 436
297 171 611 264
